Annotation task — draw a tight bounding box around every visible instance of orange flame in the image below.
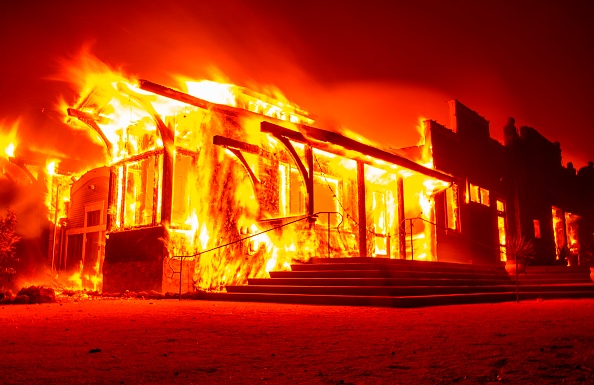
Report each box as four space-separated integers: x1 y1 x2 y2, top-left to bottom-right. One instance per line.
58 53 449 293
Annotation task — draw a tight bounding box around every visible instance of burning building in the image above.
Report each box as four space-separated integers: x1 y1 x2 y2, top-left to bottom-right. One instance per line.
9 61 592 295
46 68 456 294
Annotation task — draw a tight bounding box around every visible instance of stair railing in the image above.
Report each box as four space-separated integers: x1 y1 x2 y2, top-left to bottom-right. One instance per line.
402 216 520 301
169 211 344 299
401 217 439 261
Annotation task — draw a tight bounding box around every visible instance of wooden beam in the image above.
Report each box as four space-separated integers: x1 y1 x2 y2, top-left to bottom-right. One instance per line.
8 158 37 183
261 121 307 143
213 135 262 155
67 108 113 154
138 79 239 118
106 167 116 232
299 125 454 183
228 148 260 187
305 145 314 218
117 82 174 227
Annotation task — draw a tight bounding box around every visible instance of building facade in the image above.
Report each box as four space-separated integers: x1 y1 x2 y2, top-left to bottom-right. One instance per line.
49 79 594 293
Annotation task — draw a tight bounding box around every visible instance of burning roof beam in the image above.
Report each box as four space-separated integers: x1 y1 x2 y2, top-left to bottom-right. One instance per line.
213 135 262 155
9 157 41 183
116 82 175 227
212 135 261 186
227 148 260 188
67 108 113 154
261 121 453 183
138 79 239 118
298 125 454 183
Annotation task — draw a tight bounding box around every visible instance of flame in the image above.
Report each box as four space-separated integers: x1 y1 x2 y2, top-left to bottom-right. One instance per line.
186 80 237 106
1 120 19 160
5 142 15 158
416 117 434 168
56 53 452 294
46 160 57 176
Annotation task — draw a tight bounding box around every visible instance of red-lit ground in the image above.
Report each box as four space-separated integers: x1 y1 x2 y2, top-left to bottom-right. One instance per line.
1 298 594 384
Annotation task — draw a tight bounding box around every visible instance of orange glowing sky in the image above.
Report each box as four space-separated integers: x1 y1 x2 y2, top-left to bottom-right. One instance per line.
0 0 592 170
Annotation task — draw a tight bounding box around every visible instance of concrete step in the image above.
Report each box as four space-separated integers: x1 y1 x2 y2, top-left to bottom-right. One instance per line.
516 277 593 284
198 290 594 308
522 266 590 274
247 277 514 287
270 269 509 280
293 261 507 275
514 272 590 280
227 283 594 296
310 257 505 273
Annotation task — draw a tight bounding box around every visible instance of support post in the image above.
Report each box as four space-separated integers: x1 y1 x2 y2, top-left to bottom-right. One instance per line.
357 161 367 257
305 145 314 219
397 177 406 259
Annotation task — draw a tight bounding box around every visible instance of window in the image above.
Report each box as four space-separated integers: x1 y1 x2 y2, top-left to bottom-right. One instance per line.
121 156 160 228
278 162 305 217
497 200 507 261
533 219 541 239
86 210 101 227
467 181 490 207
445 184 460 231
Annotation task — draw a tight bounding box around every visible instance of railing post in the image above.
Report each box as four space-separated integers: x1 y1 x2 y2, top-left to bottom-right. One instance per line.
327 212 331 258
410 219 414 260
179 256 183 300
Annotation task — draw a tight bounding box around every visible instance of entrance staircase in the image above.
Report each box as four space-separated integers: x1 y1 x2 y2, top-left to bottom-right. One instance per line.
200 257 594 308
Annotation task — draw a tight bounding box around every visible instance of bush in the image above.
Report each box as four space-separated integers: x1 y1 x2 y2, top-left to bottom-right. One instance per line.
0 209 20 285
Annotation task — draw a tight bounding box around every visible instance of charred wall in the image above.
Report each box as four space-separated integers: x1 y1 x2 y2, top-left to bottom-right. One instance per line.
506 125 563 264
103 226 167 293
429 100 509 265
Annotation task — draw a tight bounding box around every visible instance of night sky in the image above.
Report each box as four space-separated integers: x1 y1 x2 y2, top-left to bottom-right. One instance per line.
1 0 593 170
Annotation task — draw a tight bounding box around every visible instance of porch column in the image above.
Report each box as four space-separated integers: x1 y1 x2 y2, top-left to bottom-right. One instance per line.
357 161 367 257
305 145 315 218
397 176 406 259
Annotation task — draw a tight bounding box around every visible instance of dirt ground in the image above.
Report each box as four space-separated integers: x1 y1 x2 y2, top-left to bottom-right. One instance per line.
1 298 594 385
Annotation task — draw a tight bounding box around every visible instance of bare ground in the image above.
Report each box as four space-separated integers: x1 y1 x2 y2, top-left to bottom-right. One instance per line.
1 298 594 384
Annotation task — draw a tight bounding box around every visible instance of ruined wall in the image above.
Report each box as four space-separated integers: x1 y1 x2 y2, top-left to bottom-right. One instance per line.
103 226 167 293
428 100 509 265
507 126 564 264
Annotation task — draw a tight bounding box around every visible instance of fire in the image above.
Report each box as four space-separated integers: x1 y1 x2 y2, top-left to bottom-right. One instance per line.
416 117 434 168
185 80 237 106
51 52 451 294
1 120 19 159
46 160 56 176
5 142 15 158
64 259 102 292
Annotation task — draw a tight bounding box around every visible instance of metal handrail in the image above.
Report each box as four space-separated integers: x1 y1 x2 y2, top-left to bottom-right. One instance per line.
170 211 343 299
401 216 502 261
401 216 523 302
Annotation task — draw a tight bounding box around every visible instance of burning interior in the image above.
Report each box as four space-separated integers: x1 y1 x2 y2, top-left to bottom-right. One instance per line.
4 58 593 295
39 62 455 293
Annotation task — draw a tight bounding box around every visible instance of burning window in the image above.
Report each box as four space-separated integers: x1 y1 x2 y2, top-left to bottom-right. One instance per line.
467 181 489 206
533 219 541 239
372 190 388 255
278 162 305 217
496 200 507 261
118 155 161 229
552 207 566 258
172 154 193 225
565 212 581 254
445 184 459 231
